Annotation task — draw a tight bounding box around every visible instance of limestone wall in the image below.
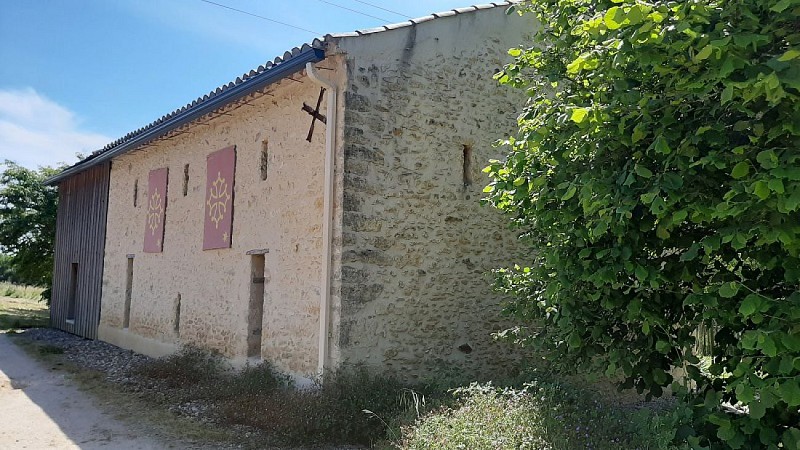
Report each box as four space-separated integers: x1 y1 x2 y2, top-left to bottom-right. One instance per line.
99 74 330 376
328 7 536 381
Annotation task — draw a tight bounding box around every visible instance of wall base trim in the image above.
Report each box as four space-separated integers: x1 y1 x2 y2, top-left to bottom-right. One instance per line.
98 324 317 387
98 324 179 358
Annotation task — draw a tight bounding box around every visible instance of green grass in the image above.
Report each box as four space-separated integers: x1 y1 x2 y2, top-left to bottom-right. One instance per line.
0 282 45 300
0 293 49 331
401 382 688 450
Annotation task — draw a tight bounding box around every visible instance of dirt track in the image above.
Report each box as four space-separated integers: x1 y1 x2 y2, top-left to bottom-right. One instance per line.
0 333 165 449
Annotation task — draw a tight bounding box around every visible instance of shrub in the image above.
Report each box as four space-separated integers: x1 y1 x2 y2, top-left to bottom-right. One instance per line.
486 0 800 447
402 381 685 450
218 367 413 446
133 345 227 387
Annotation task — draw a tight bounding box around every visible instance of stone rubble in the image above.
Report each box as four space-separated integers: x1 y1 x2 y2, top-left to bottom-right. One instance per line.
20 327 152 385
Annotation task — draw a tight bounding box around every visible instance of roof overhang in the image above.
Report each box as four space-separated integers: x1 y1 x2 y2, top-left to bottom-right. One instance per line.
46 46 325 186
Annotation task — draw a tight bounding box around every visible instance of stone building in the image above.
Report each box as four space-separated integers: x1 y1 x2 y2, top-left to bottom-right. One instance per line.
46 2 534 383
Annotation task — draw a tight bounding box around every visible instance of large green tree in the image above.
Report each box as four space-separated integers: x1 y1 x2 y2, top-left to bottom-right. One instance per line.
0 161 61 300
485 0 799 448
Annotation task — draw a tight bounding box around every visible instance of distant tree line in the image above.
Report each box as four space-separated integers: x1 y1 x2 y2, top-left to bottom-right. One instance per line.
0 161 62 302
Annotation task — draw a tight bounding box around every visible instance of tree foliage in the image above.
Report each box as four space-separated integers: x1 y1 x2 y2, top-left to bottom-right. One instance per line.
485 0 800 448
0 161 61 300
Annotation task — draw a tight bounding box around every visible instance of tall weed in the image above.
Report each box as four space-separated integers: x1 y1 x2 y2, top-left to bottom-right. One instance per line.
401 381 687 450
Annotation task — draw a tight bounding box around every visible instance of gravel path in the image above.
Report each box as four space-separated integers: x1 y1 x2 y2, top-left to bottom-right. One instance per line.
21 328 153 384
0 331 165 449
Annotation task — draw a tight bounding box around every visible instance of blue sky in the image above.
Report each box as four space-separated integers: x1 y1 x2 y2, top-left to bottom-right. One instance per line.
0 0 492 169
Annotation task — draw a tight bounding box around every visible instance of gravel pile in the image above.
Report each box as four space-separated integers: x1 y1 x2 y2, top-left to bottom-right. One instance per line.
19 328 153 384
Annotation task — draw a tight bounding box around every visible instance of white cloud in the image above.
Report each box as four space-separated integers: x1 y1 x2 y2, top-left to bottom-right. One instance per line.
0 88 110 169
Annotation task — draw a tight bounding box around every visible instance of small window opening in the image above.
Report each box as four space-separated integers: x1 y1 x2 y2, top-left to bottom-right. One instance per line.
123 256 133 328
174 293 181 336
66 263 78 322
247 254 266 359
133 179 139 207
260 141 269 181
183 164 189 196
462 144 473 186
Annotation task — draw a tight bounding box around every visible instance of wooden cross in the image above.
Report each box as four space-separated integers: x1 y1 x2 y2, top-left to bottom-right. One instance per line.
302 87 327 142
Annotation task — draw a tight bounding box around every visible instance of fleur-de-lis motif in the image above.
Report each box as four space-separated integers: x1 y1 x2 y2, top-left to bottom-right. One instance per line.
147 188 163 235
206 171 230 229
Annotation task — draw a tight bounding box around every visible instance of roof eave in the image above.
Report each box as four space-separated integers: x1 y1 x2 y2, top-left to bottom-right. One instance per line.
45 46 325 186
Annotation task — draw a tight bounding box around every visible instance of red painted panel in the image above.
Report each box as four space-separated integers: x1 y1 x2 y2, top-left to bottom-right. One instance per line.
143 168 169 253
203 145 236 250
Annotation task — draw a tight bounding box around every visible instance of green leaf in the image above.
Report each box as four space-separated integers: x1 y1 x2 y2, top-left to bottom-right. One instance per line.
782 333 800 351
635 265 648 281
731 162 750 179
761 335 778 357
653 136 671 154
783 428 800 449
736 383 755 403
655 340 670 353
780 356 796 375
603 7 624 30
626 5 644 25
719 282 739 298
632 125 646 143
696 45 714 61
717 423 736 441
592 221 608 237
749 400 766 420
635 164 653 178
570 108 590 124
778 49 800 61
568 333 582 349
768 179 785 193
756 150 779 169
721 86 734 104
680 244 699 261
562 185 577 201
720 56 736 77
742 331 758 349
771 0 793 12
753 181 771 200
739 294 761 317
640 192 656 204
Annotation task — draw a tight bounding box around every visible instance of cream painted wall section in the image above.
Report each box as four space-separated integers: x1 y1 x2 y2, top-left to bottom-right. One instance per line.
100 76 328 376
329 8 536 381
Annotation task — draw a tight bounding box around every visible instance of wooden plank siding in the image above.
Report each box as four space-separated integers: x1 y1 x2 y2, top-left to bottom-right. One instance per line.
50 163 110 339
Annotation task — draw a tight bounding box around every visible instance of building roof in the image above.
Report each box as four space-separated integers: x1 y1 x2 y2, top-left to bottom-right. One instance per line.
46 2 515 185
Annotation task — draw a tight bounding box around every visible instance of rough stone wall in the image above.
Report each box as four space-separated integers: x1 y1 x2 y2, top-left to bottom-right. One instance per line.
100 74 329 375
329 8 536 381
